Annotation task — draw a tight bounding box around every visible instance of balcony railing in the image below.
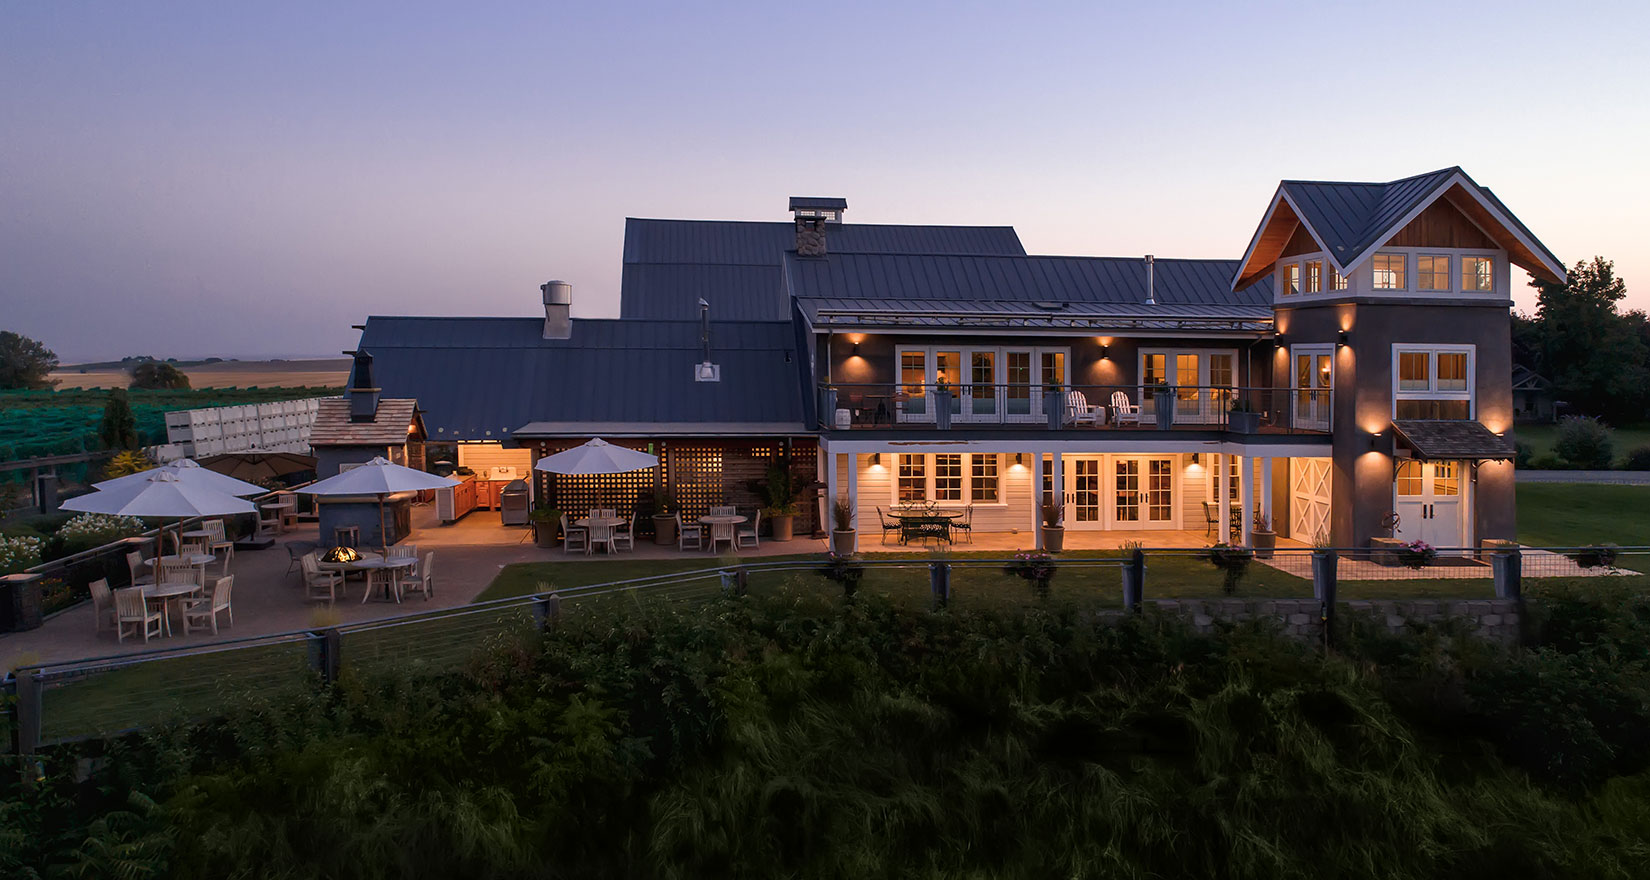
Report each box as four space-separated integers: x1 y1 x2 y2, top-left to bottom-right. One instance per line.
818 383 1332 434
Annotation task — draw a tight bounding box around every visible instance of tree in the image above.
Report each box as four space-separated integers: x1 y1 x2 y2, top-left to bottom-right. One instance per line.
0 331 59 390
130 361 190 390
100 389 140 450
1528 257 1650 423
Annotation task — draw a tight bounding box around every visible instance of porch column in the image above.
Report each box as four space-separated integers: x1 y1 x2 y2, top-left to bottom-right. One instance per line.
1260 457 1274 532
824 449 839 526
846 454 859 536
1050 451 1064 535
1240 454 1254 545
1032 452 1045 550
1217 453 1230 544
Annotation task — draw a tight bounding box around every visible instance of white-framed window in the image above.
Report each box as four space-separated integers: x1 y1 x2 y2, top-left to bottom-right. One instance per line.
1417 254 1451 291
1281 263 1300 296
1392 344 1475 419
1462 256 1495 292
1372 253 1407 290
1305 260 1322 294
1138 348 1238 424
1329 265 1348 291
894 344 1071 424
893 453 1003 505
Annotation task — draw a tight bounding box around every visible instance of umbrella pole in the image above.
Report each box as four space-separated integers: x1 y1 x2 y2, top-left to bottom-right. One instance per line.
379 493 388 556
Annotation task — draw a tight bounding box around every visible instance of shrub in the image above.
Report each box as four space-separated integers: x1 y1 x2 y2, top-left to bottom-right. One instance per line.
1515 441 1533 468
56 513 145 555
101 450 155 480
1554 415 1615 469
1205 543 1253 594
1625 446 1650 471
0 534 42 573
1530 454 1567 470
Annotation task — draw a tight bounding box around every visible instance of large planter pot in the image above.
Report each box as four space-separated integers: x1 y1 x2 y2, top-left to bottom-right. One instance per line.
831 529 856 555
532 519 559 548
653 514 677 546
1252 530 1276 558
1228 410 1261 433
1043 525 1065 553
1153 392 1176 430
770 514 795 542
934 389 953 430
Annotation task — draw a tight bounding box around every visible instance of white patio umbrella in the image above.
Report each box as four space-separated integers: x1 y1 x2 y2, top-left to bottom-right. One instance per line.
296 457 458 553
533 438 659 475
62 469 258 562
95 457 266 497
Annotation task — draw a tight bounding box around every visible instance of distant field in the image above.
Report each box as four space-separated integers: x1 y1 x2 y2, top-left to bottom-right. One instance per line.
1517 482 1650 546
1516 423 1650 467
49 358 352 390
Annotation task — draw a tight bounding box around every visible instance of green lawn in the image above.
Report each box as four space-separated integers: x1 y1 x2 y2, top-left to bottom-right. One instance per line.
1515 423 1650 467
1517 482 1650 547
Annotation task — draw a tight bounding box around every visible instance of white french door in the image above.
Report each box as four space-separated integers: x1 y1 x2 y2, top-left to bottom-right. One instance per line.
1140 350 1236 424
1293 346 1333 431
1062 455 1176 531
1392 460 1463 548
898 345 1068 424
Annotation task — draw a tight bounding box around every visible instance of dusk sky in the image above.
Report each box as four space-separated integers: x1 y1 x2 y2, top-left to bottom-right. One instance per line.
4 1 1646 363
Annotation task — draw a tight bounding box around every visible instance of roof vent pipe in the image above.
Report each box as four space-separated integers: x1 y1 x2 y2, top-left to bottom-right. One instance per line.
1144 255 1156 305
695 298 720 382
541 280 572 340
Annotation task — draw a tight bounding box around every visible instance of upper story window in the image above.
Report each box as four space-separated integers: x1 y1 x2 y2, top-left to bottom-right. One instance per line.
1329 265 1348 290
1281 263 1300 296
1462 256 1495 292
1417 255 1451 291
1305 260 1322 293
1394 345 1474 419
1372 253 1407 290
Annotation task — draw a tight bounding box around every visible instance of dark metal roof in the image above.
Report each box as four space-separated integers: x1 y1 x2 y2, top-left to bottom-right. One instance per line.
789 196 847 211
356 317 807 440
785 253 1272 330
619 218 1026 320
1392 420 1515 461
1279 167 1460 263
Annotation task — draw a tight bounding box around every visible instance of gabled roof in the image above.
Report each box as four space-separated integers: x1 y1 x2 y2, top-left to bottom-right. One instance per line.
1392 420 1515 461
619 218 1025 320
786 252 1273 331
1233 167 1566 289
310 398 422 447
356 317 808 440
1510 365 1550 390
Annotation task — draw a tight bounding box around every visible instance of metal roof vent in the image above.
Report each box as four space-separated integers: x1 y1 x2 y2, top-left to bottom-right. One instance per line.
1144 255 1156 305
541 280 572 340
1033 301 1066 311
695 298 720 382
789 196 846 223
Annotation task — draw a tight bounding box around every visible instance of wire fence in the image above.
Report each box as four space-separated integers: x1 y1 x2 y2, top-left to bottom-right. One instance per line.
6 545 1648 754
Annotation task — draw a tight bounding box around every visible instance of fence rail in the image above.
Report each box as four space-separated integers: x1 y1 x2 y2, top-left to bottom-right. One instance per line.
7 546 1648 755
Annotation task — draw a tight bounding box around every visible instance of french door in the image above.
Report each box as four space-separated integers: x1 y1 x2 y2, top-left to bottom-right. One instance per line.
1140 350 1236 424
1392 460 1463 547
1063 455 1176 531
897 346 1068 424
1293 346 1333 431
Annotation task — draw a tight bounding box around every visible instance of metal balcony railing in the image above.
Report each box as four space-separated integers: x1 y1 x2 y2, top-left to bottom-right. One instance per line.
818 383 1332 434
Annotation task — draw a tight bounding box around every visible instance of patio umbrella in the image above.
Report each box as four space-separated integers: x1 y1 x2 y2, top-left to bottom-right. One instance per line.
197 451 318 484
63 469 258 562
532 438 659 475
95 457 266 497
296 457 458 553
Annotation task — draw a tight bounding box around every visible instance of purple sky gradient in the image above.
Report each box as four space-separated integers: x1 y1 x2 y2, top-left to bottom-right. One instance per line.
3 0 1646 362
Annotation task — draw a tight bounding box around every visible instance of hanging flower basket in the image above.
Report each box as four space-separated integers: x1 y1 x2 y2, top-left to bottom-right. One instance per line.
819 551 865 595
1004 551 1057 599
1396 540 1437 570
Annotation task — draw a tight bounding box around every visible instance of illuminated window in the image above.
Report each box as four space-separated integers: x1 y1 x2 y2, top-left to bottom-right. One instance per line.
1437 352 1468 391
1394 346 1474 418
1305 260 1322 293
898 455 927 503
1432 461 1459 496
971 454 999 502
1329 265 1348 290
1396 461 1423 496
1398 352 1430 391
1372 254 1406 289
1418 255 1451 291
934 454 963 502
1462 256 1494 291
1281 263 1300 295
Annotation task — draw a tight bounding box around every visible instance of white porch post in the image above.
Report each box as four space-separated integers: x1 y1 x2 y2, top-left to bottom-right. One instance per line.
1240 454 1254 545
846 453 859 553
1032 452 1045 550
1260 456 1274 532
824 448 839 534
1217 453 1230 544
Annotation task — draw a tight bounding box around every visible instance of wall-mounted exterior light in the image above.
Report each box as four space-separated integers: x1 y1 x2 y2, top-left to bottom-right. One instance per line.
870 452 880 467
1337 330 1350 347
1100 344 1109 359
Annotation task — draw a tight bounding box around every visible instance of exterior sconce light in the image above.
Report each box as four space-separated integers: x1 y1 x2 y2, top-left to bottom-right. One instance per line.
1189 453 1200 465
870 452 880 466
1100 344 1109 359
852 342 860 355
1337 330 1349 347
1014 452 1024 465
1369 430 1383 450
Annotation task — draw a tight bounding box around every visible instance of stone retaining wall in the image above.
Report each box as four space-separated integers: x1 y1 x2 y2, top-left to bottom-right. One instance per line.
1143 598 1522 644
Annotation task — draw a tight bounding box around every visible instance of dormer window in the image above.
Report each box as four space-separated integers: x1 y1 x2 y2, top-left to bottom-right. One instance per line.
1372 253 1407 290
1418 255 1451 291
1281 263 1300 295
1329 265 1348 290
1462 256 1495 291
1305 260 1322 293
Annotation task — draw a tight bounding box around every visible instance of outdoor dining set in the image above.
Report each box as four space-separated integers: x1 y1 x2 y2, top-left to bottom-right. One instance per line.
560 506 761 555
298 545 434 605
876 502 975 546
90 524 239 643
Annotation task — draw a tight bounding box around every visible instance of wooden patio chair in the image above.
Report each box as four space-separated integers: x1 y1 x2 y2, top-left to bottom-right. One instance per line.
399 552 435 601
126 550 155 587
1111 391 1141 426
89 578 117 633
709 520 735 553
114 588 162 644
1065 390 1101 426
562 514 589 555
676 513 704 551
589 521 614 554
736 510 760 549
710 505 736 517
301 553 344 604
611 515 636 552
182 576 234 635
203 519 234 575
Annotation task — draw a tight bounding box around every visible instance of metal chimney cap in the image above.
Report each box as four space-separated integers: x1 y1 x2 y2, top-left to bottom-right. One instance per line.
541 280 572 305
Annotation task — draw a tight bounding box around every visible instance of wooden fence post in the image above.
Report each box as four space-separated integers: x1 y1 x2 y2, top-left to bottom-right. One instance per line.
14 668 42 757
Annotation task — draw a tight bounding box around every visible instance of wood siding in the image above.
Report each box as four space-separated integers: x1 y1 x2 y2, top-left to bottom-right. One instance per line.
1384 197 1498 249
1279 223 1322 258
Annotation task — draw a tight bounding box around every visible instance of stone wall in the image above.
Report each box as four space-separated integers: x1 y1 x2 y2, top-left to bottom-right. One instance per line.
1143 597 1522 645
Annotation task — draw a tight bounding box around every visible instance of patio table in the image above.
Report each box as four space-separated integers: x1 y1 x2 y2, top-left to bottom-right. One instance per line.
575 517 627 553
893 511 962 545
144 553 215 586
356 556 418 603
261 499 297 532
139 581 203 637
698 514 746 552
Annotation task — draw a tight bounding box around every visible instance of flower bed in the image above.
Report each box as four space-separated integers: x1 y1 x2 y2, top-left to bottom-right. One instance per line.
1396 540 1437 570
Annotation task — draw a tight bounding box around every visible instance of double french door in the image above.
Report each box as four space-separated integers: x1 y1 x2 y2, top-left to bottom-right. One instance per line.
1392 460 1463 548
1061 455 1176 530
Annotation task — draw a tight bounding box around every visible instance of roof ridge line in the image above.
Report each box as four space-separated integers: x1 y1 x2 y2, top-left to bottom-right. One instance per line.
1280 166 1461 188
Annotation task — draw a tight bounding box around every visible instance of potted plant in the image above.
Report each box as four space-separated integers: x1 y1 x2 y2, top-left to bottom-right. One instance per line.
1228 398 1261 433
1041 501 1065 553
1004 550 1057 600
1205 542 1254 595
651 489 677 546
1251 512 1276 558
529 507 561 548
830 498 856 555
753 461 812 542
1569 543 1619 570
1396 539 1437 569
1151 382 1176 430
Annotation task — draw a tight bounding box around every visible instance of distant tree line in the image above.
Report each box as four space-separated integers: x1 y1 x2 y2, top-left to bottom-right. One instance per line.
1513 257 1650 424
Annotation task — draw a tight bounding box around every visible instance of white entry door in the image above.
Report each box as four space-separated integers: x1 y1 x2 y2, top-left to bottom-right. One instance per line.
1108 456 1175 530
1392 460 1463 548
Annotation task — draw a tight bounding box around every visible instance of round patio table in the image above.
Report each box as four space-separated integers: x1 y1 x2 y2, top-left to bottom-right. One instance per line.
698 515 746 551
139 581 202 637
144 553 215 585
355 557 417 604
575 517 628 552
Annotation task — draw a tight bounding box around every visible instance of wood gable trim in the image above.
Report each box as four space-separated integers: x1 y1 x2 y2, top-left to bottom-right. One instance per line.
1384 197 1498 249
1279 223 1322 258
1233 189 1329 290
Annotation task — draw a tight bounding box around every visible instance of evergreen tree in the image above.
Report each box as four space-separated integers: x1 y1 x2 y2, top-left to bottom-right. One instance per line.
1528 257 1650 422
99 389 140 450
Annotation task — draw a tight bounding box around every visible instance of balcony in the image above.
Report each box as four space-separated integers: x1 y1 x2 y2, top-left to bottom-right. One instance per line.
818 383 1332 434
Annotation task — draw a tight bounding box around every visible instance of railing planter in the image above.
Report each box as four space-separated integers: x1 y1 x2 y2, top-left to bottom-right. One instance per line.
1228 401 1261 433
1152 386 1176 430
933 388 953 430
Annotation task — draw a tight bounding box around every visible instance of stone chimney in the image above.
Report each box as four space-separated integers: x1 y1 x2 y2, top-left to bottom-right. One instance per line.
541 280 572 340
789 196 845 258
795 216 828 258
347 349 380 423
